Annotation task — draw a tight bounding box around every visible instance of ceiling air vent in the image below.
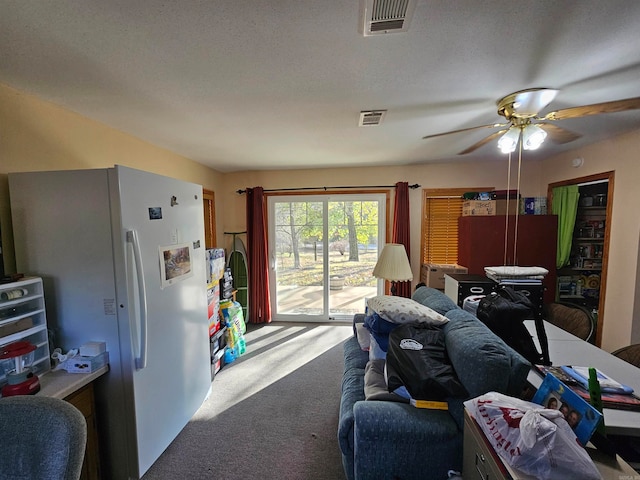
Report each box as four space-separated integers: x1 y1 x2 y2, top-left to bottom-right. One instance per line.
359 110 387 126
360 0 416 36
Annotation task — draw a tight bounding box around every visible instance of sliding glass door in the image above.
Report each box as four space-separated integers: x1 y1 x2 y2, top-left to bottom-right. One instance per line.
268 194 385 322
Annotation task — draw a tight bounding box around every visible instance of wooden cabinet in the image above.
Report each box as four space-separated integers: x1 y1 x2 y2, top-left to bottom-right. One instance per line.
65 383 101 480
458 215 558 304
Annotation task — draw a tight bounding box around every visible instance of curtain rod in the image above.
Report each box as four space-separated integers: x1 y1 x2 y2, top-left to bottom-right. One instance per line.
236 183 420 194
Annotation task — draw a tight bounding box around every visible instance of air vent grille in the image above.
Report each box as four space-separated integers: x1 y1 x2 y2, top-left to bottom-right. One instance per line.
359 110 387 126
360 0 415 36
370 19 405 32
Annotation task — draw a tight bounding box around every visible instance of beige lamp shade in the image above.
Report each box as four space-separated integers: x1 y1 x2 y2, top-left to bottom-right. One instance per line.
372 243 413 281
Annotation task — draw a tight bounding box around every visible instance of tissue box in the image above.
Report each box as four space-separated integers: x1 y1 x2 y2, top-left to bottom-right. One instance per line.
64 351 109 373
79 341 106 357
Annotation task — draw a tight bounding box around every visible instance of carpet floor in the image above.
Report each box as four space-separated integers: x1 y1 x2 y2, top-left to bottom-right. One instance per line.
142 322 352 480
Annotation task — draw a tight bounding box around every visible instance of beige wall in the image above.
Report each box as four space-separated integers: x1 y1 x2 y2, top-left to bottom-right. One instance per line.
3 80 639 351
540 129 640 351
221 159 545 291
0 83 226 271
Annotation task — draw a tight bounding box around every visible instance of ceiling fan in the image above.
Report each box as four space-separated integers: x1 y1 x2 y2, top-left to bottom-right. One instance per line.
422 88 640 155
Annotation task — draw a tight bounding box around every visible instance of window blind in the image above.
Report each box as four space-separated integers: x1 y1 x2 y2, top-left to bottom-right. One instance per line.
421 187 493 265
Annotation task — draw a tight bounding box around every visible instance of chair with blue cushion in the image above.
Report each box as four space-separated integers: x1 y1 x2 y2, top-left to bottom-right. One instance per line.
0 395 87 480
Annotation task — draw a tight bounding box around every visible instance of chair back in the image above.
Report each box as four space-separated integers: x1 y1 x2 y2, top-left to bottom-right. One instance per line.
612 344 640 368
544 301 595 342
0 395 87 480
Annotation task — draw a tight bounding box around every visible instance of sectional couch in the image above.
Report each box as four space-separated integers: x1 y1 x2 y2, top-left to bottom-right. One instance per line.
338 286 531 480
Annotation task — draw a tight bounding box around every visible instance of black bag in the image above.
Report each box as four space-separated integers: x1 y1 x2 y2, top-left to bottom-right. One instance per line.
386 324 467 401
476 286 548 365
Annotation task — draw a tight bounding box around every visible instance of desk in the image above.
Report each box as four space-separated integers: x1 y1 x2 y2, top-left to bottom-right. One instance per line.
37 365 109 399
526 321 640 437
37 366 109 480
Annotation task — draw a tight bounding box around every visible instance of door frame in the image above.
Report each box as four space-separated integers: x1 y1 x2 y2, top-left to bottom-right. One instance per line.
548 171 614 347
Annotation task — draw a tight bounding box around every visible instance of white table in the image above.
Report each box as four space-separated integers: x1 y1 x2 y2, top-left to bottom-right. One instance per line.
526 321 640 437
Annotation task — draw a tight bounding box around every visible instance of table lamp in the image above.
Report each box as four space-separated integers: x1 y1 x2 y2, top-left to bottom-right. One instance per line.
372 243 413 295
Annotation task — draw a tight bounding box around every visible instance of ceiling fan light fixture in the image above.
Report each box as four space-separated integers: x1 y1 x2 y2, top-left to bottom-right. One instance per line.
497 127 520 154
522 124 547 150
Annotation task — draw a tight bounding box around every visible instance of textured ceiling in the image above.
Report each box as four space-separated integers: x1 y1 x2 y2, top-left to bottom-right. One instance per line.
2 1 640 172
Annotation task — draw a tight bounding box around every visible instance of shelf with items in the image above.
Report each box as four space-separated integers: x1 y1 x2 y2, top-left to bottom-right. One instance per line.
557 270 601 310
0 277 51 389
569 210 605 271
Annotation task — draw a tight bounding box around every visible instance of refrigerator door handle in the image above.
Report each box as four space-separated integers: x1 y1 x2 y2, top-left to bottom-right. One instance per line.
127 229 148 370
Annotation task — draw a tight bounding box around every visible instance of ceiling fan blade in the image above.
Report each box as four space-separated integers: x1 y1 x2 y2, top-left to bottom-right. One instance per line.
543 97 640 121
537 123 582 144
458 130 507 155
422 122 507 140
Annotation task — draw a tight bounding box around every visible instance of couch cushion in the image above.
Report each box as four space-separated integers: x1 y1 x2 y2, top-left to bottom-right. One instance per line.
412 286 458 315
444 308 524 398
344 336 369 375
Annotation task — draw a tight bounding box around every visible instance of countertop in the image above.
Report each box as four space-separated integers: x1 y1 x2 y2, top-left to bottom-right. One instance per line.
36 365 109 399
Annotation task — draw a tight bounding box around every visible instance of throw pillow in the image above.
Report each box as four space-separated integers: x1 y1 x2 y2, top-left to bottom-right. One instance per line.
367 295 448 325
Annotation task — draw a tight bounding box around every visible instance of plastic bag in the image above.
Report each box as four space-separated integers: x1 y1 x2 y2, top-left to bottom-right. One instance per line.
464 392 601 480
220 300 246 334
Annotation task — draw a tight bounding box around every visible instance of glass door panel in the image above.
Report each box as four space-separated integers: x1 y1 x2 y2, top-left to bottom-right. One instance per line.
272 200 325 317
269 194 384 322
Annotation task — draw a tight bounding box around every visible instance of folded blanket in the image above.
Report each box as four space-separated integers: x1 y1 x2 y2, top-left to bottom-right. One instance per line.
486 274 544 283
484 266 548 278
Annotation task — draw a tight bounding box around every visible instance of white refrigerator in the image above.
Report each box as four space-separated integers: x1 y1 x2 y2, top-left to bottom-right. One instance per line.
9 166 212 479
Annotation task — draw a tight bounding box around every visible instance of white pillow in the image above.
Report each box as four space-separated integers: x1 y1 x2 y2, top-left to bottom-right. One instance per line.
367 295 448 325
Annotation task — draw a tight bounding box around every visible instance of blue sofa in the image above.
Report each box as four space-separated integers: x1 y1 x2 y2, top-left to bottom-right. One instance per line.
338 286 531 480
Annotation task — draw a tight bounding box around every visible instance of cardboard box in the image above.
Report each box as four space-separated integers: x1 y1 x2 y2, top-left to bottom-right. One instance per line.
63 351 109 373
421 263 468 290
495 199 519 215
462 200 496 216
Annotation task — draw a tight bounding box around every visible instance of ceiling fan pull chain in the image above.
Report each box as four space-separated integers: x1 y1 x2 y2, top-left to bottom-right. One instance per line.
513 139 524 265
504 151 512 266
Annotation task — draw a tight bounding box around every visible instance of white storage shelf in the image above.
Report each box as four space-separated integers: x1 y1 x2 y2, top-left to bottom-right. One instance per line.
0 277 51 387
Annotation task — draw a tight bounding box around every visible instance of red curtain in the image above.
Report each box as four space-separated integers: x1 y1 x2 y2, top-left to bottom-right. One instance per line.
392 181 412 298
246 187 272 324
